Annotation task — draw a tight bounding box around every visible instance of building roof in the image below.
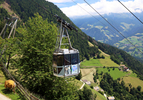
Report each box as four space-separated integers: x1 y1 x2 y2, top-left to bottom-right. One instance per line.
86 81 91 85
124 67 128 69
94 86 99 91
120 65 126 67
82 80 88 83
108 96 115 100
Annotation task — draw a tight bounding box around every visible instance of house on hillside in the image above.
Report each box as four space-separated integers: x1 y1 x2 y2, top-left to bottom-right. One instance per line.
107 96 115 100
94 86 99 91
82 80 91 85
123 66 129 71
82 80 87 83
120 65 129 71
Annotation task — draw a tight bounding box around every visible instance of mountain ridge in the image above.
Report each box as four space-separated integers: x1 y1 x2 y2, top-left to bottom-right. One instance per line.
1 0 143 100
72 13 143 62
0 0 143 77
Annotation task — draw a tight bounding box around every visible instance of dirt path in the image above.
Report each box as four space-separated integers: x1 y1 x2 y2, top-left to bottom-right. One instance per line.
0 93 11 100
79 80 85 90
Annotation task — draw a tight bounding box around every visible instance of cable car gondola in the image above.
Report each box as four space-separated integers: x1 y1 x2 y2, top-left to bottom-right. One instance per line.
53 14 80 77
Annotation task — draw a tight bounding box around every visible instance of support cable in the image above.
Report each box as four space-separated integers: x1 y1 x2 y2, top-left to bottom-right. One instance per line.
29 0 143 55
84 0 143 55
71 0 117 35
118 0 143 24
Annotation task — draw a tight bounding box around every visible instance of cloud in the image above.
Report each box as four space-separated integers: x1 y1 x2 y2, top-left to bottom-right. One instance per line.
60 0 143 18
47 0 72 3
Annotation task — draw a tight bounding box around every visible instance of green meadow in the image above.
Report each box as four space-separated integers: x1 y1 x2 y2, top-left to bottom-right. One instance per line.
97 68 129 80
85 84 106 100
80 58 103 67
80 49 119 67
123 76 143 91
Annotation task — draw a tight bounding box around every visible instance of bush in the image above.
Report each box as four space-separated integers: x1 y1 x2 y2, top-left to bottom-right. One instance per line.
90 85 93 89
98 91 104 95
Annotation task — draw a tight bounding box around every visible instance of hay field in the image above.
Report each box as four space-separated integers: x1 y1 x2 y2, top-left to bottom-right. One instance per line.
81 68 96 83
123 76 143 91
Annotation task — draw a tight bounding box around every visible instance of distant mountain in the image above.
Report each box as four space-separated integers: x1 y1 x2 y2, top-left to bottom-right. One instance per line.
72 13 143 62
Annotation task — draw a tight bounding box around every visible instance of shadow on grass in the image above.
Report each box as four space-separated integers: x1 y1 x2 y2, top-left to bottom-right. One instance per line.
1 88 26 100
2 88 13 94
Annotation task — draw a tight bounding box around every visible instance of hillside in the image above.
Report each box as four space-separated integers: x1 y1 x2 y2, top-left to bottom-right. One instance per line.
0 0 99 61
114 33 143 60
72 14 143 62
72 14 141 45
81 49 119 67
0 0 142 75
80 66 143 100
1 0 143 100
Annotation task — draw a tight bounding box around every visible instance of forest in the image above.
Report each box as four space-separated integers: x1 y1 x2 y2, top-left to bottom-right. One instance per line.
98 42 143 80
0 12 96 100
100 73 143 100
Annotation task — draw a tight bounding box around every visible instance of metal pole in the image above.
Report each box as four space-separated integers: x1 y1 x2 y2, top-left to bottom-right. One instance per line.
58 27 64 51
2 25 8 39
65 29 72 49
0 24 7 36
13 20 17 38
8 19 17 38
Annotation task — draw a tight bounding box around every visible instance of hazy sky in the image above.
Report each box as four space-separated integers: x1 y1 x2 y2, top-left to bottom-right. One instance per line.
47 0 143 18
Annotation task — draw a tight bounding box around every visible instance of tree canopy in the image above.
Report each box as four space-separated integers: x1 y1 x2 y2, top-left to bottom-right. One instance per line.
9 13 79 100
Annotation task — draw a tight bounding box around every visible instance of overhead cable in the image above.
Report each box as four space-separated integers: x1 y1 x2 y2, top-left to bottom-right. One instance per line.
118 0 143 24
71 0 117 34
84 0 143 55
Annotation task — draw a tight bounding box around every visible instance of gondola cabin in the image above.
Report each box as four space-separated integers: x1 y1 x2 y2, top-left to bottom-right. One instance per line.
53 49 80 77
53 14 80 77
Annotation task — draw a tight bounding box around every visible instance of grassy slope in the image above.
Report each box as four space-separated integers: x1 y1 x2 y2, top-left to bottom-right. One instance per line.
81 68 96 83
69 78 83 89
97 67 143 92
114 33 143 58
99 49 119 67
80 59 103 67
80 68 106 100
85 84 106 100
97 68 130 80
122 76 143 91
80 49 119 67
0 68 22 100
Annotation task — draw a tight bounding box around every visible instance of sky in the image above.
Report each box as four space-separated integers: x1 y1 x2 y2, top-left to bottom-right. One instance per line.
47 0 143 18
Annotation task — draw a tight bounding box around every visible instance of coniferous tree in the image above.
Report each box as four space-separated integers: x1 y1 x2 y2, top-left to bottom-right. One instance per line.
76 70 82 80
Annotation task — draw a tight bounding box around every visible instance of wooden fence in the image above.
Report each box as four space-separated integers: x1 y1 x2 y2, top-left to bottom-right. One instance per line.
1 62 40 100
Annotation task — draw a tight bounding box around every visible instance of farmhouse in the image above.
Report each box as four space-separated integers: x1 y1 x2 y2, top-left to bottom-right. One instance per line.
107 96 115 100
120 65 129 71
123 66 129 71
82 80 91 85
82 80 88 83
86 81 91 85
94 86 99 91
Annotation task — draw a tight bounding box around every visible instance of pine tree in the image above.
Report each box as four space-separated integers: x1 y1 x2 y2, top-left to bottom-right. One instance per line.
76 70 82 80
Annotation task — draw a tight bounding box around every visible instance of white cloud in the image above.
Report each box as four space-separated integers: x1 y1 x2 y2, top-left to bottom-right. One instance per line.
60 0 143 18
47 0 72 3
